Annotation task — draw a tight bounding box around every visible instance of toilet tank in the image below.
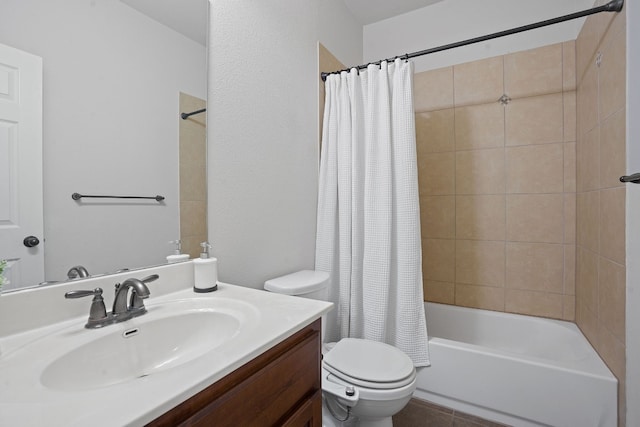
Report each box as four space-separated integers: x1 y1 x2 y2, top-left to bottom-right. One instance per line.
264 270 329 301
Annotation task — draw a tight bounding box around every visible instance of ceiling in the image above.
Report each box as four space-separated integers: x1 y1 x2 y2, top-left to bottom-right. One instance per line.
342 0 445 25
120 0 208 46
120 0 445 45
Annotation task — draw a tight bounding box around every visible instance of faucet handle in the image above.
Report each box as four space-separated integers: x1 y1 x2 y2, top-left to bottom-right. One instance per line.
65 287 103 299
65 287 112 329
140 274 159 284
113 274 156 293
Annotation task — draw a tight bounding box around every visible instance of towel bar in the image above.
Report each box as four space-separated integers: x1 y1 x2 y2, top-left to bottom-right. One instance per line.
71 193 165 202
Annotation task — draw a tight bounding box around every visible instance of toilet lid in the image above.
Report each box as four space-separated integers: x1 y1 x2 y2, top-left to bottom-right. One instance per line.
323 338 415 388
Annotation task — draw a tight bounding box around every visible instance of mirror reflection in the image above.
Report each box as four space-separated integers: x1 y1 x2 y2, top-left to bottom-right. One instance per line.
0 0 208 292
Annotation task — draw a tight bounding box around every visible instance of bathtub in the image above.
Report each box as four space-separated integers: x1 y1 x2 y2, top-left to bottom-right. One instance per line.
414 302 617 427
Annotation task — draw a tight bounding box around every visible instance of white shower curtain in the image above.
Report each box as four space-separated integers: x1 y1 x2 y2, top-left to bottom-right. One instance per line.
316 58 430 366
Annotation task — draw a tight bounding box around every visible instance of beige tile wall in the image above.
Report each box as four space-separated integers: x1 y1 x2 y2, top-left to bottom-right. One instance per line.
319 43 346 147
416 41 577 321
179 92 207 258
575 2 626 426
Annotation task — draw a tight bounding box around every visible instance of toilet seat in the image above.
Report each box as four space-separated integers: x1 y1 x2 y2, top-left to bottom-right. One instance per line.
323 338 416 389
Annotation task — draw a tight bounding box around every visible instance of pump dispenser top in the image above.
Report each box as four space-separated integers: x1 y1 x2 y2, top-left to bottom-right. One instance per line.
199 242 212 258
193 241 218 292
167 240 189 263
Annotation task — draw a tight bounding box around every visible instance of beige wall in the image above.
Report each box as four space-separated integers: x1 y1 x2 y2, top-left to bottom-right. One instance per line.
417 42 577 321
179 92 207 259
575 3 626 426
318 43 346 146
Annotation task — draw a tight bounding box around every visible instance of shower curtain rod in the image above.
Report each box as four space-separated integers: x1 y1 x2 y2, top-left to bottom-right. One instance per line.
320 0 624 81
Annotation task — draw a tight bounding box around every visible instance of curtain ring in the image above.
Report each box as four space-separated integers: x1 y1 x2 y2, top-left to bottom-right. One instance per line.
404 53 409 62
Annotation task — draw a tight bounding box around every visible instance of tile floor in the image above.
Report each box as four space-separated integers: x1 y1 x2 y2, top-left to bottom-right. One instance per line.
393 398 511 427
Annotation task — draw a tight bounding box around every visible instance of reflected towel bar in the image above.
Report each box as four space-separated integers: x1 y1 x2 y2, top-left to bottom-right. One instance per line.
72 193 165 202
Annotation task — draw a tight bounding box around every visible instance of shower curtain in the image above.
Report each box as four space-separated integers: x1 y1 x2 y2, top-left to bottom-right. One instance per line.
316 58 430 366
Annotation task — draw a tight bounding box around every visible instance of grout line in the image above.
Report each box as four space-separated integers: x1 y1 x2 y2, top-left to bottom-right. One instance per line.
594 48 602 328
502 55 507 312
561 43 567 319
452 65 457 306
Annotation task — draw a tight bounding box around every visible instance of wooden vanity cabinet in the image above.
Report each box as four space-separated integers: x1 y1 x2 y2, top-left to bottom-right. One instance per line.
147 319 322 427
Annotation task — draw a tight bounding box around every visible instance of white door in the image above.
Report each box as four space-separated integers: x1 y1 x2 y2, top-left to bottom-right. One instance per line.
0 43 43 290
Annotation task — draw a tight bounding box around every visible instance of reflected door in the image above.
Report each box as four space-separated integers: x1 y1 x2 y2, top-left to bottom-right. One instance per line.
0 43 43 290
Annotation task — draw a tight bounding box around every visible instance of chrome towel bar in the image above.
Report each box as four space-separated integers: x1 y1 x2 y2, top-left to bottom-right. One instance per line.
71 193 165 202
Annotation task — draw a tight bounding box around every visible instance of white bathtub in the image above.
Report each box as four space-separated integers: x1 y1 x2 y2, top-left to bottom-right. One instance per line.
414 302 617 427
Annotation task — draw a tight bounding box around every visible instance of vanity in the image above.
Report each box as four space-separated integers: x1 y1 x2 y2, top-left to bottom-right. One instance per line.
0 262 332 426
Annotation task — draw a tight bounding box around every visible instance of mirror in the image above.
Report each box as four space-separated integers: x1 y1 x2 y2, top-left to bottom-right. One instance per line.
0 0 208 291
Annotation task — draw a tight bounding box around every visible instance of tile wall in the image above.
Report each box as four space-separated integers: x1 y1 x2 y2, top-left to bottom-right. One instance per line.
179 92 208 258
416 42 577 321
319 42 346 146
575 2 626 425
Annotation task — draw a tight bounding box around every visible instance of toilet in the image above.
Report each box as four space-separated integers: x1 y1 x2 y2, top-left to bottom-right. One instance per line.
264 270 417 427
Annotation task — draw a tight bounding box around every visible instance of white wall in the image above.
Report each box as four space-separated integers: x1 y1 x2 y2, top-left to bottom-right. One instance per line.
364 0 595 72
0 0 206 284
318 0 363 68
207 0 361 289
626 0 639 424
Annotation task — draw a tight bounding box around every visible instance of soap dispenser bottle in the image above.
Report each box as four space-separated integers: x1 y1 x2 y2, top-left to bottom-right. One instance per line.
167 240 190 264
193 242 218 292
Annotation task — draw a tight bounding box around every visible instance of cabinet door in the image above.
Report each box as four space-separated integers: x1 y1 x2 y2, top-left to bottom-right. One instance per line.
281 390 322 427
147 320 321 427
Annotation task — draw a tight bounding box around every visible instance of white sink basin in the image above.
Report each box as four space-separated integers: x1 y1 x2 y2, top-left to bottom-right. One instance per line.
0 277 333 427
0 296 259 393
41 309 241 391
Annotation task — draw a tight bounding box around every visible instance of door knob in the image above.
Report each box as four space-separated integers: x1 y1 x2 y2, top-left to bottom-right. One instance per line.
23 236 40 248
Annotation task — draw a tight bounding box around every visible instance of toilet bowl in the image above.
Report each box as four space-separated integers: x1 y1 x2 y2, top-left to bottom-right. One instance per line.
321 338 417 427
264 271 417 426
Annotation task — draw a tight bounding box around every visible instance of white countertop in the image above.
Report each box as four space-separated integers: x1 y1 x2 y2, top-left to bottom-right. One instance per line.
0 263 332 427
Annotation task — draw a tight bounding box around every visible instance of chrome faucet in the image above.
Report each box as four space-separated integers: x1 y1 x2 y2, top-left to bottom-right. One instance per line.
65 274 159 329
112 275 158 321
67 265 90 279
